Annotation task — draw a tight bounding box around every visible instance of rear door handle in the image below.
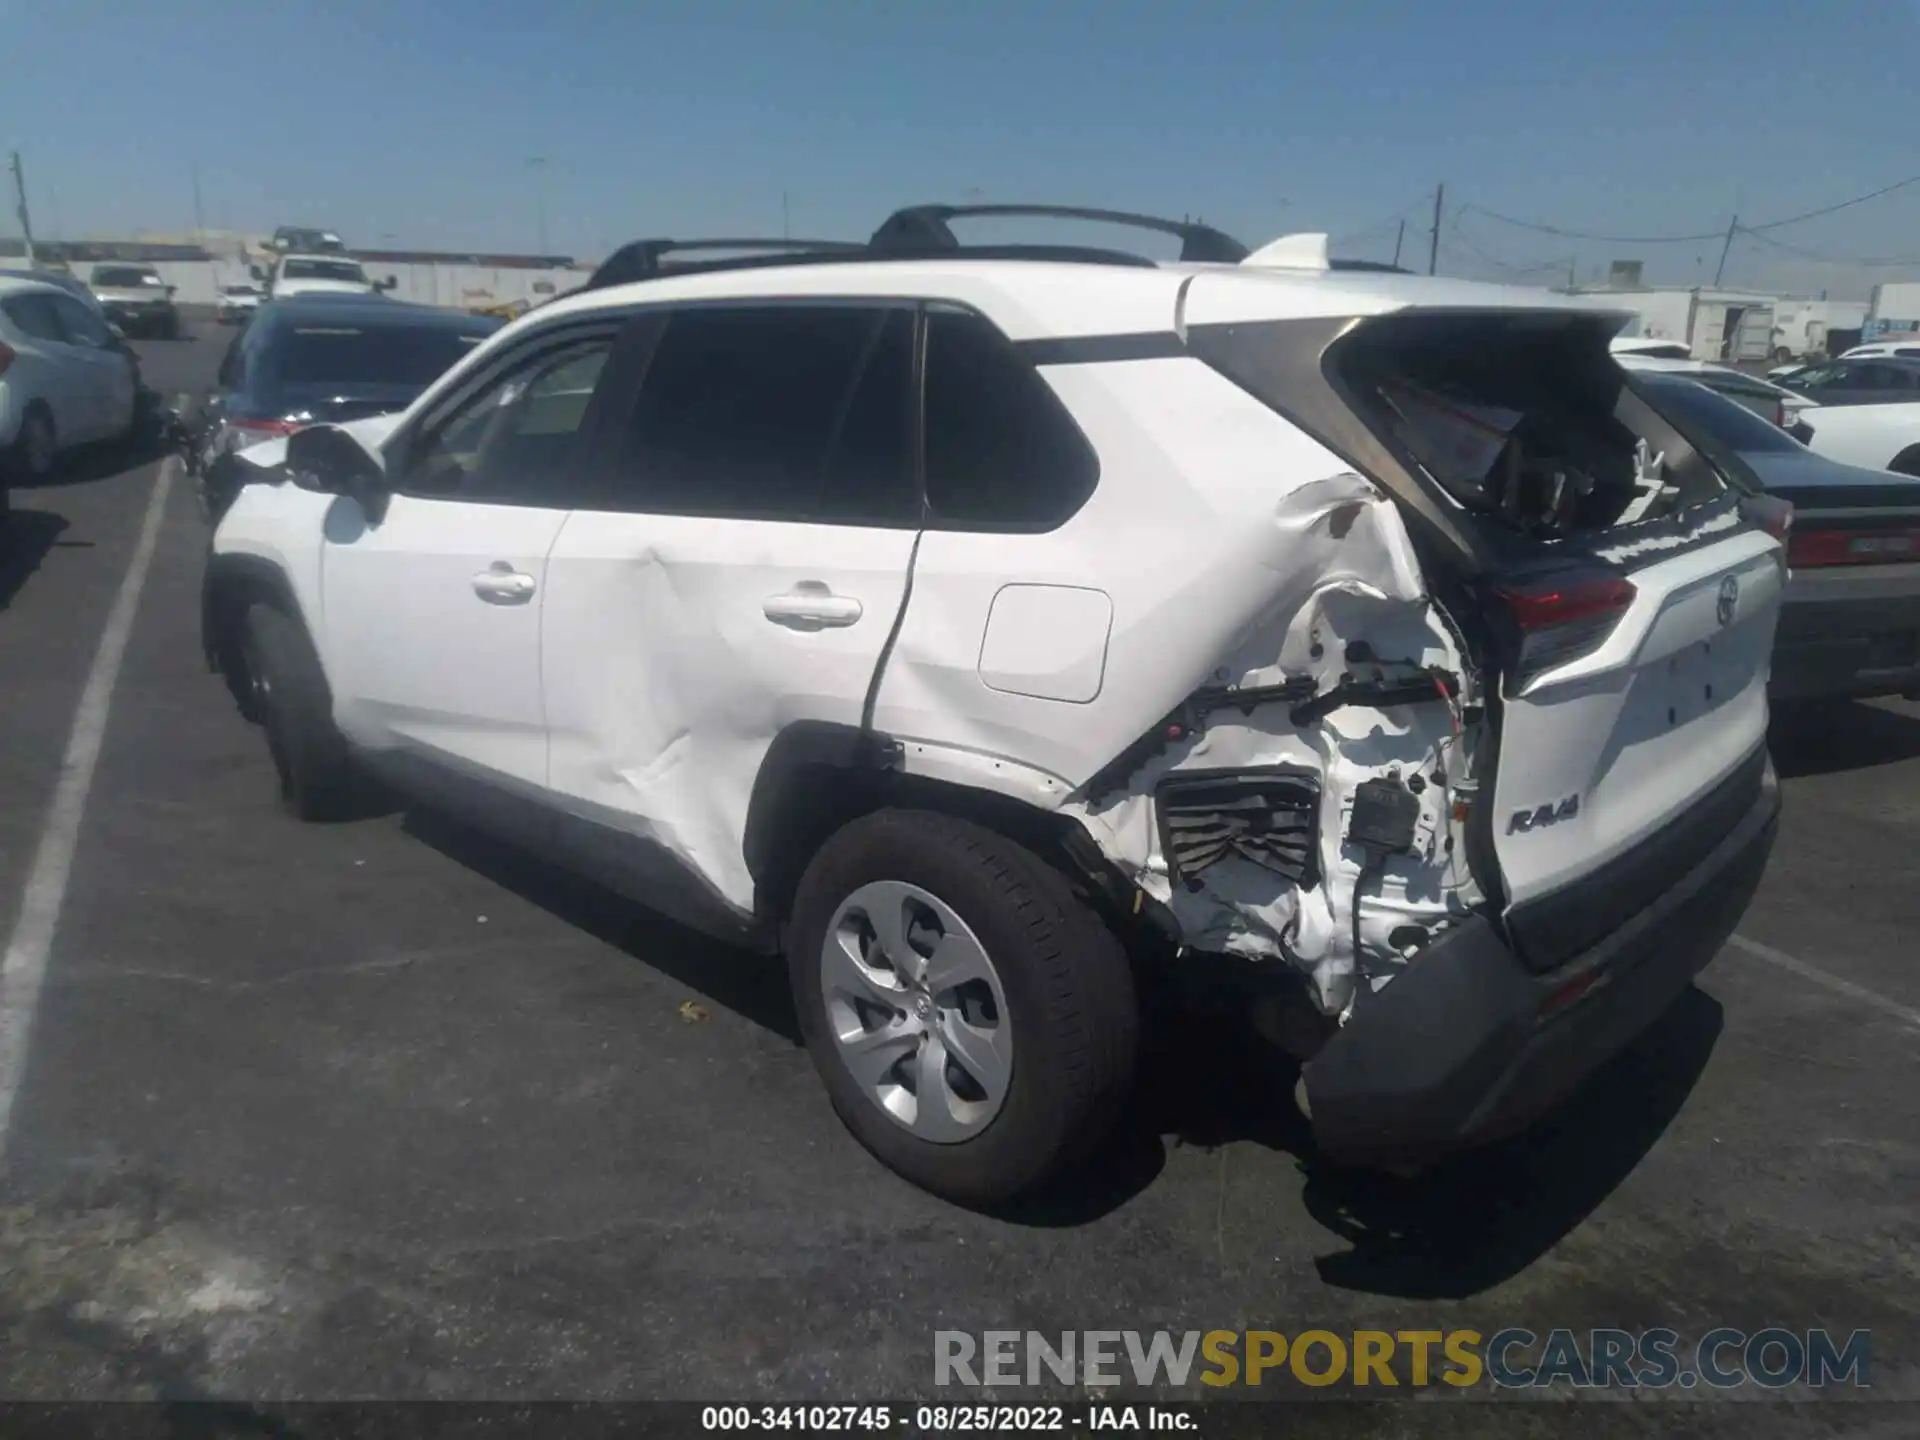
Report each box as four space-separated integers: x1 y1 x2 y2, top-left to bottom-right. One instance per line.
472 563 536 605
763 584 863 629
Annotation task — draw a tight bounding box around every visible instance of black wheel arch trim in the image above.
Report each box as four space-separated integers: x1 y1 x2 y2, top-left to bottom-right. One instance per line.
201 551 305 678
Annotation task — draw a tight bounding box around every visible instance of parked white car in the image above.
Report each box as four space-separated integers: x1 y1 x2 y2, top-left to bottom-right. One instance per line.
1789 400 1920 477
202 206 1785 1205
217 283 267 324
0 275 140 503
264 254 393 301
1838 341 1920 361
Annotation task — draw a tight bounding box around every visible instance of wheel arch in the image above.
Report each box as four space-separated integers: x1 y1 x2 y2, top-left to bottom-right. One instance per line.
201 552 304 721
744 721 1150 943
1888 444 1920 477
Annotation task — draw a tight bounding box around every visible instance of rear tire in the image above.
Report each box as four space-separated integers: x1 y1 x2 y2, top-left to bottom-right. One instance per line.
241 602 360 821
787 809 1138 1209
5 405 55 482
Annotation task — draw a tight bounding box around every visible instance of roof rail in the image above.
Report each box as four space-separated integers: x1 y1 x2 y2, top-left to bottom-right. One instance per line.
869 204 1250 264
585 238 866 291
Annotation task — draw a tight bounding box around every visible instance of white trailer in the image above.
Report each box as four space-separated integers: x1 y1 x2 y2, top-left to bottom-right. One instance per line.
1865 282 1920 342
1591 287 1778 363
1769 299 1869 360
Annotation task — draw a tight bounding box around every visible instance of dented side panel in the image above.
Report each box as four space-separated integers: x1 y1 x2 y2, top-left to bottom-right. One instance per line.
875 354 1481 1013
540 512 917 914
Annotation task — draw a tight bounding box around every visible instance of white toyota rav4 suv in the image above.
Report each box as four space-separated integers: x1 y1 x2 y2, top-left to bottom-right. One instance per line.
203 205 1786 1207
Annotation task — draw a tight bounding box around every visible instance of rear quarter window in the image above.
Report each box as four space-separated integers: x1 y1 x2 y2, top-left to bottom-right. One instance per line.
922 308 1099 531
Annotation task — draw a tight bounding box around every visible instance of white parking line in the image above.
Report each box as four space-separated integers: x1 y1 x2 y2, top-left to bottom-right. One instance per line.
1729 933 1920 1031
0 450 178 1156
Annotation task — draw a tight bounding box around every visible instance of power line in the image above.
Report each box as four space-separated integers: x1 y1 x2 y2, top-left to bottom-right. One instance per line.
1738 225 1920 269
1462 205 1723 245
1463 168 1920 246
1331 191 1435 249
1745 171 1920 231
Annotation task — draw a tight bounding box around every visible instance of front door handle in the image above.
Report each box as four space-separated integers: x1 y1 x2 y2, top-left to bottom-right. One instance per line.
763 583 863 629
472 562 536 605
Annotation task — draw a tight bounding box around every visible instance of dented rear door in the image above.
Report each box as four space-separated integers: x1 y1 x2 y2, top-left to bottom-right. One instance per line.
539 303 921 915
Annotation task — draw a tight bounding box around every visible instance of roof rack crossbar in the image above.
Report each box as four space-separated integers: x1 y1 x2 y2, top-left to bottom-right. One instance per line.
586 237 867 290
869 204 1250 264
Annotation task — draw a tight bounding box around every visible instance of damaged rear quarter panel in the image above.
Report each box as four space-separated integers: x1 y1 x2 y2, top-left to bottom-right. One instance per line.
871 353 1479 1014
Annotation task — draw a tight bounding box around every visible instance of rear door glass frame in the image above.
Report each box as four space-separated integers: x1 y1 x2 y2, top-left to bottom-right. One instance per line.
578 297 925 529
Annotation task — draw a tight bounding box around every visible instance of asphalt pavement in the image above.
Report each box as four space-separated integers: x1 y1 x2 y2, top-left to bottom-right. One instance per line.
0 321 1914 1432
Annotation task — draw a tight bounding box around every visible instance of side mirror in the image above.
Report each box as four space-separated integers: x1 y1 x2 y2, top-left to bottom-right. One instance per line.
379 276 398 291
286 424 389 518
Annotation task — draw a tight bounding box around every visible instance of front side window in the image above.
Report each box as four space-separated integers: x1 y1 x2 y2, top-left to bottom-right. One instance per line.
922 307 1099 530
400 337 615 504
51 295 115 349
610 305 917 525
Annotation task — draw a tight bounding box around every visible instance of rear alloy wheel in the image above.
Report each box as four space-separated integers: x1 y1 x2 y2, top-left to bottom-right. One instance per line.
789 809 1138 1208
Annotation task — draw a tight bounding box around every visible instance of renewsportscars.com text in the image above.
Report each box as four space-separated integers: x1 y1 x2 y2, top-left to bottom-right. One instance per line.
934 1328 1871 1390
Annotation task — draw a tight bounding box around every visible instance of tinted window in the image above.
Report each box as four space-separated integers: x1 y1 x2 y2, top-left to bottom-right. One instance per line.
614 306 916 524
273 321 496 387
51 295 114 348
403 338 614 504
281 259 367 283
1 294 65 342
1643 376 1799 455
92 267 160 287
922 308 1098 529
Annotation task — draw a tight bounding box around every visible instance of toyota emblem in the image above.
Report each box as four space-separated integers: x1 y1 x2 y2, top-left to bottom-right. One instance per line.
1716 574 1740 628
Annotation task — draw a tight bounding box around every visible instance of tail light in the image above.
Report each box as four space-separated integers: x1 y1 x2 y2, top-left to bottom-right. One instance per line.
230 416 300 437
1787 526 1920 568
0 340 13 377
1494 570 1638 685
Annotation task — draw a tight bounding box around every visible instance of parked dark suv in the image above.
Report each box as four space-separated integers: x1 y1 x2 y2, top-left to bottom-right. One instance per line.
187 294 502 521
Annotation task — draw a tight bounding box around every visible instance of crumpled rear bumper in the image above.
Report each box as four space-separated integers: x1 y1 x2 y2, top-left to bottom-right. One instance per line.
1302 752 1779 1168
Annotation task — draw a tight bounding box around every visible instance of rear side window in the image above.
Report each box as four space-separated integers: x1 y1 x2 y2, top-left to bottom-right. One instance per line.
611 306 917 525
922 308 1099 529
1 294 64 342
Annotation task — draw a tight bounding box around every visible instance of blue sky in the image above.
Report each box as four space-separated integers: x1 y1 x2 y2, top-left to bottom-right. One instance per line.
5 0 1919 296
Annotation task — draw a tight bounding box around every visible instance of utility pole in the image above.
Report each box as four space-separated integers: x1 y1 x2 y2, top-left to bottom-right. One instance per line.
782 191 790 240
191 162 206 241
1712 213 1738 287
1567 255 1577 290
9 151 35 266
1427 183 1444 276
1391 218 1405 268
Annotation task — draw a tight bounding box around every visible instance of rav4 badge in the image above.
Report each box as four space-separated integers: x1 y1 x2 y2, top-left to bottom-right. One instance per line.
1507 795 1581 834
